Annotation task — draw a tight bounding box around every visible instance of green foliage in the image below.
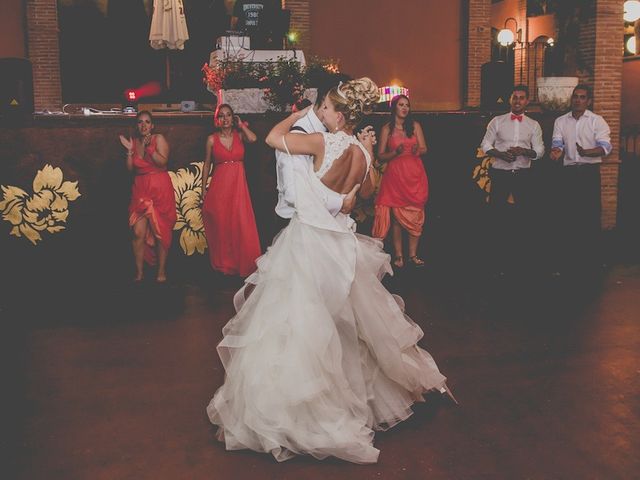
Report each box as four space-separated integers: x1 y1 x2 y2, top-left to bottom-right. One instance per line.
203 55 343 111
257 57 307 112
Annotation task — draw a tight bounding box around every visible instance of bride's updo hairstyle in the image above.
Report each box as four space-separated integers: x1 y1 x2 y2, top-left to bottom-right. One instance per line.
327 77 379 128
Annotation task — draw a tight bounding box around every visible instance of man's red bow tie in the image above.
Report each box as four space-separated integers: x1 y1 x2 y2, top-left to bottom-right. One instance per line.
511 114 523 122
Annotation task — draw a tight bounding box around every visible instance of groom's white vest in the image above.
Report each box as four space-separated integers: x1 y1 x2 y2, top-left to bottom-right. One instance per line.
275 108 344 219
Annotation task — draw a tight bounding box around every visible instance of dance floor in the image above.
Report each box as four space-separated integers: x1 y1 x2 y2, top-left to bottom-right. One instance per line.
2 261 639 480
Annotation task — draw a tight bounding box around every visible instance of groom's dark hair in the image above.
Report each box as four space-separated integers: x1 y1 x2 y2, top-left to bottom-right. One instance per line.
315 74 352 108
315 83 332 108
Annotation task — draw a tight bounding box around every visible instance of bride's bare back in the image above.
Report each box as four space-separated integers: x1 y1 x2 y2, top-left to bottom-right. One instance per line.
319 145 367 194
315 132 368 195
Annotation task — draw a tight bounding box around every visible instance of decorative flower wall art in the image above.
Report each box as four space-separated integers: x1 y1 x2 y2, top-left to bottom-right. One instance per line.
0 164 81 245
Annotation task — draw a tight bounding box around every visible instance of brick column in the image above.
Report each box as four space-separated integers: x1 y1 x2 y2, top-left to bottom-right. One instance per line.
578 14 597 86
466 0 492 107
283 0 311 55
26 0 62 111
592 0 623 230
513 0 528 84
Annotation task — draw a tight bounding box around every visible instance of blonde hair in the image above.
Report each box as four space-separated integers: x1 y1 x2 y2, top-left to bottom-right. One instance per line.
327 77 379 128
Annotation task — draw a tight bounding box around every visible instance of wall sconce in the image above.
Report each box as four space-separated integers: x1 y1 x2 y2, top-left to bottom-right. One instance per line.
497 17 522 46
624 1 640 22
626 35 637 54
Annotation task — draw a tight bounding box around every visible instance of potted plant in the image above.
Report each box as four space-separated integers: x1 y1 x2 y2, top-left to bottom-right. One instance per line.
258 57 309 112
530 0 593 110
202 56 341 113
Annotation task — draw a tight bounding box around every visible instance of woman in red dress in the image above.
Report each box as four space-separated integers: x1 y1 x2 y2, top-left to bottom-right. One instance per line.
119 111 177 282
201 104 261 276
372 95 428 269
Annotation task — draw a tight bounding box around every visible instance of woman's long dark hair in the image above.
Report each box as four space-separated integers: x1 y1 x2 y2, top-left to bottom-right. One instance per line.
387 95 414 138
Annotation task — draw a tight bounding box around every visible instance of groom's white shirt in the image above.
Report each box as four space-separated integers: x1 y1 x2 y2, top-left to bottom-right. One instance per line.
275 108 344 219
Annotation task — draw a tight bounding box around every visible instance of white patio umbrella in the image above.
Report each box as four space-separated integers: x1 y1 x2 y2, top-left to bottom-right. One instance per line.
149 0 190 89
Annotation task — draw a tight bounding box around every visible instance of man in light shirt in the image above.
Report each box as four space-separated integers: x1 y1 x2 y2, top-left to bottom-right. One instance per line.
549 84 612 274
480 84 545 276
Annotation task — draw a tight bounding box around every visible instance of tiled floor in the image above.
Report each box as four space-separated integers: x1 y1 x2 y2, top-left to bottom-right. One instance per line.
2 264 639 480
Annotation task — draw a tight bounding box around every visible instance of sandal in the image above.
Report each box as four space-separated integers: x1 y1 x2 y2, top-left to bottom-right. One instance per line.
408 255 425 268
393 255 404 268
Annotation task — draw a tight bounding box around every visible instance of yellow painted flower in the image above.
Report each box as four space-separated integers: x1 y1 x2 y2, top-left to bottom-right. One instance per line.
169 162 210 255
0 164 81 245
473 148 493 203
472 149 515 204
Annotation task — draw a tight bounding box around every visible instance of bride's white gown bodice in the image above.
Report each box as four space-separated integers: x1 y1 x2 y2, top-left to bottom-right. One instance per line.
207 131 447 464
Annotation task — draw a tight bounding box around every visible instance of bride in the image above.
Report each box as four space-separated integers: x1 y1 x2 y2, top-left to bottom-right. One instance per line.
206 78 452 464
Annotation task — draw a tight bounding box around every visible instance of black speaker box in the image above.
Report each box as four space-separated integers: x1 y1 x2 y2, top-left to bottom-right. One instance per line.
481 61 513 110
0 57 34 117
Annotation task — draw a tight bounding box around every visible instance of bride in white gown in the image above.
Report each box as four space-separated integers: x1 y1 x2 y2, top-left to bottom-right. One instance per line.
206 78 452 464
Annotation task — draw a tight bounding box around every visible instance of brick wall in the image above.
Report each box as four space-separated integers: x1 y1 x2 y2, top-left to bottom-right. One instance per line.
513 0 528 84
578 13 597 86
26 0 62 111
283 0 311 54
592 0 623 229
466 0 492 107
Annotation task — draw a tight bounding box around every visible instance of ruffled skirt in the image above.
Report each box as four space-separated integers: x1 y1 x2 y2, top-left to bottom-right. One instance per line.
206 216 447 464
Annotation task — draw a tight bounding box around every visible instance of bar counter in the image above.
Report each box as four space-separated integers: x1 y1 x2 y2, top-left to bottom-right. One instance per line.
0 110 559 289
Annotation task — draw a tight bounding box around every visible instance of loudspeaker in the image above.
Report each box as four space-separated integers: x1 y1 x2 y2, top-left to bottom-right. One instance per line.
481 61 513 110
0 58 34 117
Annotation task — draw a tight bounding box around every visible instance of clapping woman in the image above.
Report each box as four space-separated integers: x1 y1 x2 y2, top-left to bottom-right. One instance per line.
119 111 177 282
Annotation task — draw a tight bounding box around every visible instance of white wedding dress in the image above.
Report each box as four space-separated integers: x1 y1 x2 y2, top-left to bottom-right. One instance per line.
206 131 448 464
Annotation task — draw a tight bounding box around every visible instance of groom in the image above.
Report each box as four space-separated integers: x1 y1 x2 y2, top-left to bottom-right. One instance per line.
275 82 360 220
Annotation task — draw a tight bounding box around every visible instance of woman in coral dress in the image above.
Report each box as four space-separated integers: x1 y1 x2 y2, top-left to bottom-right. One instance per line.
119 110 177 282
373 95 429 269
201 104 261 276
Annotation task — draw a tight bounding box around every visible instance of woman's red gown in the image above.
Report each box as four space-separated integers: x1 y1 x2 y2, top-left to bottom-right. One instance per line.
202 131 261 276
128 136 177 265
373 130 429 238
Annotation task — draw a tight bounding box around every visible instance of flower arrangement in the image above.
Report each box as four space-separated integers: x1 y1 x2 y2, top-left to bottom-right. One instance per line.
202 56 342 111
257 57 307 111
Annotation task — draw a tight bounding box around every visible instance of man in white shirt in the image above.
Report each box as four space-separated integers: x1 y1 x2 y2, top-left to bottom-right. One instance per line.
480 84 545 276
275 84 358 222
549 84 612 274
